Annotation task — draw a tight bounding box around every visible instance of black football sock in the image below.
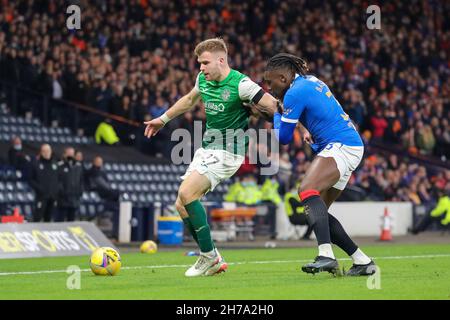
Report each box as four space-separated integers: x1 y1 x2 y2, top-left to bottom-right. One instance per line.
300 190 331 245
328 213 358 256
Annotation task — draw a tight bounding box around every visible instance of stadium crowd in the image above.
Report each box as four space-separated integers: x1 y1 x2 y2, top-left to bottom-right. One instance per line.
0 0 449 209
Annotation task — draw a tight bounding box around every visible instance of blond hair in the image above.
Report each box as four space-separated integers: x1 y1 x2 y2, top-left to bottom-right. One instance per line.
194 38 228 56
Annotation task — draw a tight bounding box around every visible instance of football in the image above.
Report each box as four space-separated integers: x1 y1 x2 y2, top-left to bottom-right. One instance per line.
89 247 122 276
140 240 158 254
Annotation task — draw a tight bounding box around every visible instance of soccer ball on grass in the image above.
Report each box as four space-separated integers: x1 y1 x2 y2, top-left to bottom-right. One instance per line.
89 247 122 276
140 240 158 254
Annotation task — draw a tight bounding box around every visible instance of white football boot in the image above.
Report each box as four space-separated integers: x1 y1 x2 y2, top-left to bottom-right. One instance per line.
204 249 228 276
185 249 227 277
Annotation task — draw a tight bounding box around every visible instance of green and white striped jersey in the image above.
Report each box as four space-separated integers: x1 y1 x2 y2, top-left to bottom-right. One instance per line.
194 69 263 155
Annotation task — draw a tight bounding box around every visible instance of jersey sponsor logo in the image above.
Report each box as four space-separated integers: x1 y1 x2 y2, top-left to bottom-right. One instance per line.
205 101 225 113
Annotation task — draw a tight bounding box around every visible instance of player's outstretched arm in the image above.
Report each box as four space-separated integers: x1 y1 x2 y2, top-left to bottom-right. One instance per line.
144 88 200 138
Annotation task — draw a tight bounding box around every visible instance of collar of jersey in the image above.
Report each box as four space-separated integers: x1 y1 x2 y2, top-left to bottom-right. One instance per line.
290 73 300 88
208 69 233 87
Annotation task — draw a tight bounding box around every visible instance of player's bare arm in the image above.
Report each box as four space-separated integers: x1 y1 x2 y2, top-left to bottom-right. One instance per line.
253 93 278 119
144 88 201 138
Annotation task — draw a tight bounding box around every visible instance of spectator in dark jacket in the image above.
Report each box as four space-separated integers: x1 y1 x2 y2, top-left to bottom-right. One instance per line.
8 136 31 178
29 144 58 222
56 147 84 222
85 156 120 202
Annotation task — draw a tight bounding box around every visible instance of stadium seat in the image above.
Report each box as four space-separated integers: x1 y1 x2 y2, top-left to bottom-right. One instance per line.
138 193 147 204
111 163 120 171
15 181 25 191
22 204 33 218
162 193 170 203
80 204 87 216
90 192 101 202
130 172 139 182
146 193 154 203
87 204 96 216
130 193 138 202
25 192 34 202
81 192 90 202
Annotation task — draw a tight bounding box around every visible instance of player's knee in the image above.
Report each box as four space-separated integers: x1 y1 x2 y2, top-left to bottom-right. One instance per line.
175 198 183 212
177 188 196 206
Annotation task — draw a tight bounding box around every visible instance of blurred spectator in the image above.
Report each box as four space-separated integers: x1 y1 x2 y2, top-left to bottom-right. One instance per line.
95 119 120 145
149 96 169 119
370 110 388 141
8 136 31 177
85 156 120 202
75 150 84 163
8 136 27 167
56 147 83 222
410 185 450 234
284 183 313 240
415 124 436 155
29 144 58 222
0 0 448 208
0 0 448 159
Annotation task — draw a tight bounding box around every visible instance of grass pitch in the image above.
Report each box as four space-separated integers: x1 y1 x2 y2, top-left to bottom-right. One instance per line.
0 243 449 300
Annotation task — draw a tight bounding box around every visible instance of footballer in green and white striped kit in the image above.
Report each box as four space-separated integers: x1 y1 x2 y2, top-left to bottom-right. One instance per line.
144 38 277 277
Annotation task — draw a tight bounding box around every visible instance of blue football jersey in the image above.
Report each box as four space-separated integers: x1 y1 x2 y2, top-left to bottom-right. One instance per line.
274 75 363 152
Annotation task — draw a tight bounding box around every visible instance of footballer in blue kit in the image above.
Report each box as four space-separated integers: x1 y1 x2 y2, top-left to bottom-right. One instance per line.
265 53 376 276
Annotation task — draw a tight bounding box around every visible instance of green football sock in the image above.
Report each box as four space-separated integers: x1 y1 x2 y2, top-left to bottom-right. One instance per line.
182 217 199 245
185 200 215 253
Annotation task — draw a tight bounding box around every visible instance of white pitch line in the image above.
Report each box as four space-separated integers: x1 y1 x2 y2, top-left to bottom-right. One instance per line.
0 253 449 276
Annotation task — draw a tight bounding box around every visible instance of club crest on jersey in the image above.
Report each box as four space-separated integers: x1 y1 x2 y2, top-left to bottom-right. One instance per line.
221 89 231 101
